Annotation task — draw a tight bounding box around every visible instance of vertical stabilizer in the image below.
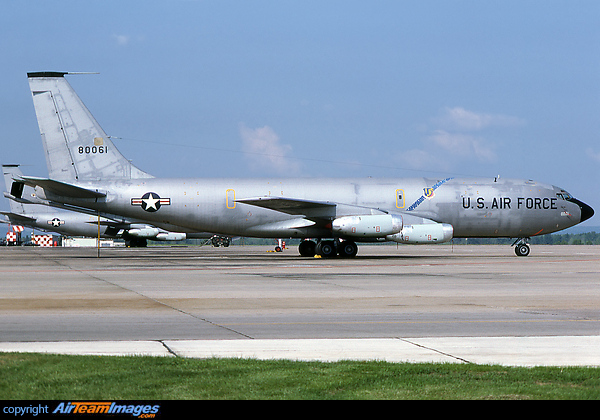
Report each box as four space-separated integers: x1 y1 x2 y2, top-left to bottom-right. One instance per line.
3 164 32 215
27 72 153 181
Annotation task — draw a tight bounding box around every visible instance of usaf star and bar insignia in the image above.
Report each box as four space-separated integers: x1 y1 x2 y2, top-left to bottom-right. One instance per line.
48 218 65 228
131 192 171 212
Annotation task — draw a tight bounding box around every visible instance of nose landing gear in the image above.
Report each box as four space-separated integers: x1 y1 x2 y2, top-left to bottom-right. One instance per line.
512 238 530 257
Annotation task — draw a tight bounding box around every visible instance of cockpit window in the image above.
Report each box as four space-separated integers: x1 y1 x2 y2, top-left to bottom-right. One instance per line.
557 191 572 200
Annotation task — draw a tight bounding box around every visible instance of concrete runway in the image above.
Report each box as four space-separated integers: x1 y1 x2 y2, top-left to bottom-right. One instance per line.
1 244 599 366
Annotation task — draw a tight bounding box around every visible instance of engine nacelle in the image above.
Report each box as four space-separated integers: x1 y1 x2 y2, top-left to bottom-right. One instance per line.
387 223 453 244
155 232 187 241
127 227 160 238
332 214 403 237
127 227 186 241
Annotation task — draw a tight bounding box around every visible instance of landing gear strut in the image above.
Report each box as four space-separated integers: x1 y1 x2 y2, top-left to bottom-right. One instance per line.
512 238 530 257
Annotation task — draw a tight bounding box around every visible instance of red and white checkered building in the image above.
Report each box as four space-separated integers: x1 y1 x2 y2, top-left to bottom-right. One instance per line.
6 231 18 243
32 234 55 247
6 225 24 244
6 226 57 246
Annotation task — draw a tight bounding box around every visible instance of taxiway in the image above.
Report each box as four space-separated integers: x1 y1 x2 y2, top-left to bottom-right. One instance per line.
1 244 599 366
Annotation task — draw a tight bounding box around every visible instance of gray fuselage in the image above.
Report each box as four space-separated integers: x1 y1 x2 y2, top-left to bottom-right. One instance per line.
39 176 586 241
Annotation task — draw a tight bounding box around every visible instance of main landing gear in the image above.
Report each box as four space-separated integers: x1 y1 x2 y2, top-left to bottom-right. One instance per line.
298 239 358 258
512 238 531 257
124 237 147 247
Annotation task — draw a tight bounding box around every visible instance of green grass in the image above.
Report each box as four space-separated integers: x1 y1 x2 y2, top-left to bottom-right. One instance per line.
1 353 599 399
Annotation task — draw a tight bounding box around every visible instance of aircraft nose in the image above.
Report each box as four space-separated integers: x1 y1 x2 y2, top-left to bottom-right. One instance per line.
571 198 594 223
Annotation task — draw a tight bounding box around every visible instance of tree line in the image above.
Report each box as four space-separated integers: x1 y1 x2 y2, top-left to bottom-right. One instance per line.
452 231 600 245
152 231 600 247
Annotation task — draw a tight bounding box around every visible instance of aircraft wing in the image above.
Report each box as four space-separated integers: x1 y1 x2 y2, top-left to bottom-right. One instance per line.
236 196 336 217
236 196 394 224
15 176 106 199
236 196 335 212
83 219 127 227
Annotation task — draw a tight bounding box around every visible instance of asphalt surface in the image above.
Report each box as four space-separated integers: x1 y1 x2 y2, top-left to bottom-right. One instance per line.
1 244 599 366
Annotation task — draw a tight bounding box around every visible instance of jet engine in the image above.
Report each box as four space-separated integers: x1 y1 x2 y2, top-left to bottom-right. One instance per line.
127 227 186 241
155 232 186 241
332 214 403 237
127 227 159 238
387 223 453 244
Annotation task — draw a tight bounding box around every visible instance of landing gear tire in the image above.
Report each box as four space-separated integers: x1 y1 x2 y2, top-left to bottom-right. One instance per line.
125 237 147 248
515 244 530 257
211 235 230 247
338 241 358 258
316 240 337 258
298 240 317 257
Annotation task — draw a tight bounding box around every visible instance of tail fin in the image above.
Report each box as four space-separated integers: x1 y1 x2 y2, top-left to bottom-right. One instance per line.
3 164 32 215
27 72 153 181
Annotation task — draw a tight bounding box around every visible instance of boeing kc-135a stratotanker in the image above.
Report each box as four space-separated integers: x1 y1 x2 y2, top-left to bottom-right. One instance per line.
2 164 213 246
8 72 594 257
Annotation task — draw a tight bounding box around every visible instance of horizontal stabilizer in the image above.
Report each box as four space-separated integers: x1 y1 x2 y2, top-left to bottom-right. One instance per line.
16 176 106 199
4 191 31 204
0 211 37 224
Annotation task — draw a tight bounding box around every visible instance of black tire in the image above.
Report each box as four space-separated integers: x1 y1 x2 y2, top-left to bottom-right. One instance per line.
338 241 358 258
317 240 337 258
515 244 530 257
298 240 317 257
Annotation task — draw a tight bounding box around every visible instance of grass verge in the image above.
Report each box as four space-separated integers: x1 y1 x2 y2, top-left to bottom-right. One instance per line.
1 353 599 399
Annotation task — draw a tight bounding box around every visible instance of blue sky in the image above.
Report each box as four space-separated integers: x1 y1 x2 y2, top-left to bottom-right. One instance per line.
1 1 598 226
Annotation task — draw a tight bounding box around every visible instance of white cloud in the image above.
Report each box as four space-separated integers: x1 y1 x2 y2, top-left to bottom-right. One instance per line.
112 34 145 46
435 107 525 131
401 149 448 172
428 129 496 161
587 148 600 163
239 124 301 174
113 34 130 46
398 107 523 172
